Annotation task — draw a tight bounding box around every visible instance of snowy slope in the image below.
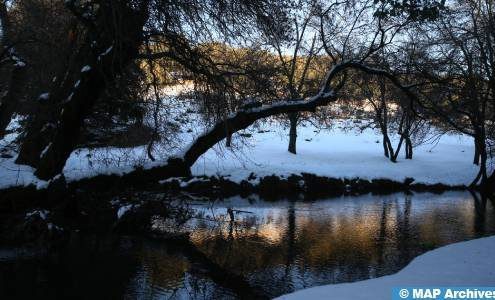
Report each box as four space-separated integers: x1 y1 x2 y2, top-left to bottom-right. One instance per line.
276 236 495 300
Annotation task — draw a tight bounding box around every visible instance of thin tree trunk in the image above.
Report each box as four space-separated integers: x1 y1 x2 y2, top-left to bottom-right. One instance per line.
288 112 298 154
225 133 232 147
403 125 413 159
225 120 232 147
473 140 481 165
479 137 488 182
405 136 413 159
391 135 404 163
378 80 392 159
145 41 162 161
383 135 389 157
384 134 395 161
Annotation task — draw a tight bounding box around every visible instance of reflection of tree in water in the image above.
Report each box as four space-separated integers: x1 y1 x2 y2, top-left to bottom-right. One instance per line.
133 246 189 290
471 191 487 235
376 200 391 267
49 193 491 300
129 240 242 299
148 192 495 298
395 194 413 268
284 200 296 287
3 193 493 299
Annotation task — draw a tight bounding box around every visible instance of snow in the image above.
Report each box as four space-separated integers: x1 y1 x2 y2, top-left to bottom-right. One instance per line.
179 176 209 188
64 92 73 103
101 46 113 56
61 145 164 182
190 121 481 186
0 98 486 189
80 65 91 72
276 236 495 300
14 61 26 68
38 93 50 101
97 46 113 61
8 51 26 68
160 81 194 96
117 204 133 219
25 209 49 220
0 119 483 189
158 177 183 185
40 143 52 158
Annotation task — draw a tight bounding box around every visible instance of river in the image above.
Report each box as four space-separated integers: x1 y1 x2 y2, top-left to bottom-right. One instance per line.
1 191 493 299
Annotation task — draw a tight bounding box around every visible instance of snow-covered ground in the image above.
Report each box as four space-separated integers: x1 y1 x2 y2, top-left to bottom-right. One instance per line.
276 235 495 300
190 120 478 185
0 112 482 189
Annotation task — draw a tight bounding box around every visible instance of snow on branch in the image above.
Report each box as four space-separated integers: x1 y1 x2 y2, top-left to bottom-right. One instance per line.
177 60 423 167
179 63 341 166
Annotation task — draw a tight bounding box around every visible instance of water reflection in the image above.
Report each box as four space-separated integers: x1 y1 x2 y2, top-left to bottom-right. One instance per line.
187 192 495 297
124 241 237 299
1 191 493 299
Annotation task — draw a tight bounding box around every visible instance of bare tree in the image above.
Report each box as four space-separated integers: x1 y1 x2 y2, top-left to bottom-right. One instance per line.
408 0 494 186
262 0 320 154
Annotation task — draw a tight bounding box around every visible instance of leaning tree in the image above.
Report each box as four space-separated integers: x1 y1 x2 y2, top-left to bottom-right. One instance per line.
2 0 452 188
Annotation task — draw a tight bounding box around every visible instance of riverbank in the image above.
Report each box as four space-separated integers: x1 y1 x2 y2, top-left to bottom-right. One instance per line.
277 236 495 300
0 119 481 191
2 116 481 214
0 171 468 214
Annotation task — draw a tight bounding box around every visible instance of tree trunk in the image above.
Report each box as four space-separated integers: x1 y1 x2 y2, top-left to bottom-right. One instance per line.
0 62 26 138
106 91 337 184
377 121 394 161
405 136 413 159
383 136 389 158
404 130 413 159
0 0 26 139
479 138 488 181
391 135 405 163
384 134 395 161
377 116 396 162
225 121 232 147
16 0 149 180
473 140 480 165
470 134 488 187
182 92 336 168
288 112 298 154
378 80 392 159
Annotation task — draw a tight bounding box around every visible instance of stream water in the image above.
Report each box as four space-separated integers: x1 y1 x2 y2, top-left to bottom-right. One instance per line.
1 191 494 299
